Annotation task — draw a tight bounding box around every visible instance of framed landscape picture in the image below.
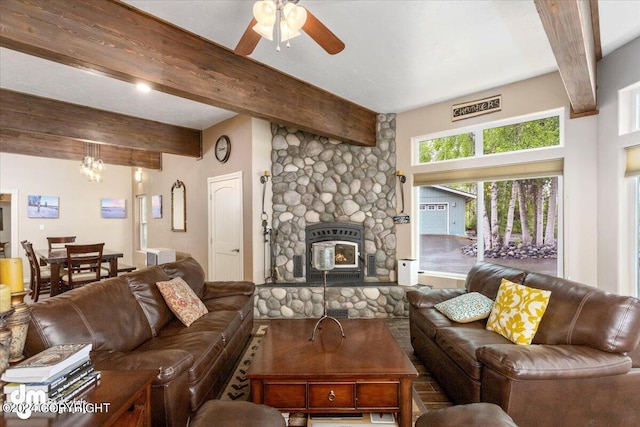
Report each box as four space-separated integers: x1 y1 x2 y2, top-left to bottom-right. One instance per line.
28 195 59 218
152 195 162 219
101 198 126 219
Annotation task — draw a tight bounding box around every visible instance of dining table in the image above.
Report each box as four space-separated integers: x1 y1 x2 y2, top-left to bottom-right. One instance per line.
35 247 124 296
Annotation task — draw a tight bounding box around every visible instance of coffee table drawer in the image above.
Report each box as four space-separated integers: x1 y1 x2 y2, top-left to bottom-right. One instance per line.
357 382 399 408
264 383 307 409
309 383 355 409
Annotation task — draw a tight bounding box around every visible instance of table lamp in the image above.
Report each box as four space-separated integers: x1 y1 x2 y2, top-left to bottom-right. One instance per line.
309 242 346 341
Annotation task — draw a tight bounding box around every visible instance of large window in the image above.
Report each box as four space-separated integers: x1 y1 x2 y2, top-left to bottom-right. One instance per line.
416 111 562 277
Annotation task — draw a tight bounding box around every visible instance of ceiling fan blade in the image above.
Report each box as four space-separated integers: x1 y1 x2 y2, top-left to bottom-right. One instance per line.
235 18 261 56
302 11 345 55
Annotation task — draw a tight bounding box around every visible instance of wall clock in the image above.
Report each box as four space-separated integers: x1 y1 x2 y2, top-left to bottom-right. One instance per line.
215 135 231 163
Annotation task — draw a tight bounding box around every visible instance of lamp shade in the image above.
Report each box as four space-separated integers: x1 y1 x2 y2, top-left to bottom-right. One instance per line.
313 242 335 271
284 3 307 31
253 0 276 26
0 258 24 293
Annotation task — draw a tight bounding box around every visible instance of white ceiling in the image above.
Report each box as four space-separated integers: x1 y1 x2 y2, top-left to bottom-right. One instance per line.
1 0 639 131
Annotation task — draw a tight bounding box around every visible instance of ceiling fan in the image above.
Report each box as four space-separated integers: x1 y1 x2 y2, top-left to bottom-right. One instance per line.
234 0 345 56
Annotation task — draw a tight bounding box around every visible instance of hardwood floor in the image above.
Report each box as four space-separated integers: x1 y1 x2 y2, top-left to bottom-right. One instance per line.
384 318 453 412
254 318 453 413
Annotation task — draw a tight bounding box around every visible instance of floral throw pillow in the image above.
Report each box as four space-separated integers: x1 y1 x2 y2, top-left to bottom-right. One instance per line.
434 292 494 323
157 277 208 327
486 279 551 345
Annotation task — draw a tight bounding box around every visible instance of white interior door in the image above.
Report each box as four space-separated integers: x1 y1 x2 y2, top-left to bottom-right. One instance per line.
208 172 243 281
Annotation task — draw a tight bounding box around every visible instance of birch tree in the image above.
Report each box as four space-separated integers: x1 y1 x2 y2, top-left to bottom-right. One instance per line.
544 177 557 245
503 181 517 247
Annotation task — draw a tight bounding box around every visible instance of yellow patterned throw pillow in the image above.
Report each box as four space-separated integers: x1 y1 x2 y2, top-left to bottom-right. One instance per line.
486 279 551 345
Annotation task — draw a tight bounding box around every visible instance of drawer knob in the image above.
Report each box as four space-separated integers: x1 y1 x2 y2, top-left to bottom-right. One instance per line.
327 390 336 402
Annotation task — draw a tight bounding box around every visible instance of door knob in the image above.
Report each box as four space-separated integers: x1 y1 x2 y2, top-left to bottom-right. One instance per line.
231 249 240 253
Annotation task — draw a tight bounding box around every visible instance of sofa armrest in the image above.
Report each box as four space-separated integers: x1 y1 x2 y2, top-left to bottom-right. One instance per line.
477 344 632 380
201 281 255 301
406 288 467 308
91 349 193 385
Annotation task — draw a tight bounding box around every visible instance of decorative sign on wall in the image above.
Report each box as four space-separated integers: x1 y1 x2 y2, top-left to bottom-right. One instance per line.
452 95 501 122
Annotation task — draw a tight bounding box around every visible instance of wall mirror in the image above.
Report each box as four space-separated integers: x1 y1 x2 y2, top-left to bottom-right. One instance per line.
171 180 186 232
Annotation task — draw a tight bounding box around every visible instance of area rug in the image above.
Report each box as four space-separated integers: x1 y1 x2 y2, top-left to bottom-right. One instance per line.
220 325 427 426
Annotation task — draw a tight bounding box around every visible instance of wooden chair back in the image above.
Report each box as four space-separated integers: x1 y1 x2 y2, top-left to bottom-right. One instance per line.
63 243 105 289
47 236 76 250
21 240 51 302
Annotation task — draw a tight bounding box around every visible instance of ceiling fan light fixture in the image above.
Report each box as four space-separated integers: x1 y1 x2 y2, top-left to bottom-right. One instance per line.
253 0 276 27
252 22 274 41
284 3 307 32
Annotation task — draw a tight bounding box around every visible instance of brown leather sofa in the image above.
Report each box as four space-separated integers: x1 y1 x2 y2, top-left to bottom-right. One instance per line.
24 257 255 427
407 261 640 427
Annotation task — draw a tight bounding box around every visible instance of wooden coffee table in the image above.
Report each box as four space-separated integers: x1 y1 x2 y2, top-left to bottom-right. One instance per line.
247 319 418 427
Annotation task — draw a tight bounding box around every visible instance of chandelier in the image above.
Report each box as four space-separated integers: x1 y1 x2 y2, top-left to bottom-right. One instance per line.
79 142 106 183
252 0 307 51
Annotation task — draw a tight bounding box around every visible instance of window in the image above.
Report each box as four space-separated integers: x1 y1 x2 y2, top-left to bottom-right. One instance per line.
419 178 559 277
483 116 560 154
418 133 475 163
417 113 560 165
619 81 640 135
415 111 563 277
137 195 148 250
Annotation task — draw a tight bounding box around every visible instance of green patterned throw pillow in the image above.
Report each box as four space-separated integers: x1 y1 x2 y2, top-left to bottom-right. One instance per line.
434 292 494 323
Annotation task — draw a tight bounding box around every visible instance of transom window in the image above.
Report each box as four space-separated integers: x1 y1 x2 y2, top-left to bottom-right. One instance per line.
417 114 560 164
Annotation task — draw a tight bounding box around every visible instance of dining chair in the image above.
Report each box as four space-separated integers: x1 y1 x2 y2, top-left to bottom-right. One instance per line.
21 240 51 302
61 243 107 290
47 236 77 250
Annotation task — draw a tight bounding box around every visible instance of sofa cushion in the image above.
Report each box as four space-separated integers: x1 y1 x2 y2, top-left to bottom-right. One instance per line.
524 273 640 353
158 310 242 344
157 277 208 327
435 327 511 380
161 257 207 299
26 277 153 353
126 266 174 336
410 307 486 340
486 279 551 345
465 261 526 300
435 292 494 323
407 288 467 309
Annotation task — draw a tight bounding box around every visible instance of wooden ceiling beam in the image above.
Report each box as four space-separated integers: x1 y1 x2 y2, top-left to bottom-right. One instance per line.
534 0 599 116
0 128 162 170
0 89 201 158
0 0 377 147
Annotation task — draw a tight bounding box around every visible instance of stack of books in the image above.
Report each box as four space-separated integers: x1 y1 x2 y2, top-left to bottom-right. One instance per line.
1 343 100 402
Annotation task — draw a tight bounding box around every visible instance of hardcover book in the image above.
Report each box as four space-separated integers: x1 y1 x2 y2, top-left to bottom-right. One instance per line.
1 343 92 383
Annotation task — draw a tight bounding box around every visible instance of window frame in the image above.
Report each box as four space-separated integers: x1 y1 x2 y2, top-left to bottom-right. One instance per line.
414 109 564 166
412 109 565 279
137 194 148 251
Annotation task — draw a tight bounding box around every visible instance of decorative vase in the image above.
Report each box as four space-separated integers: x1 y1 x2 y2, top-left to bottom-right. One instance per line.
8 290 31 363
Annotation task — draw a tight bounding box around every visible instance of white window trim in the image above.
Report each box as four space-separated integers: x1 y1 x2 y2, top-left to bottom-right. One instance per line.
413 108 565 167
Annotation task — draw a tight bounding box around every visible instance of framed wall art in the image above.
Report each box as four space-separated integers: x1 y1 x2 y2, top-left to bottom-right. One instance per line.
152 195 163 219
101 198 126 219
27 195 59 218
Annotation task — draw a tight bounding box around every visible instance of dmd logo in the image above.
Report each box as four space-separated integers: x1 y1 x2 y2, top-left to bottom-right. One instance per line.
6 384 48 419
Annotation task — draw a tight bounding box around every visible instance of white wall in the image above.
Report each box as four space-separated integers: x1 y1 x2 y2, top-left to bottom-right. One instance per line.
396 72 600 287
0 153 134 282
597 37 640 296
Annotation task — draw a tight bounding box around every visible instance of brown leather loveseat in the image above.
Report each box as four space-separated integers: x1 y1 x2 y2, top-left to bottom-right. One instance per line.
24 257 255 427
407 261 640 427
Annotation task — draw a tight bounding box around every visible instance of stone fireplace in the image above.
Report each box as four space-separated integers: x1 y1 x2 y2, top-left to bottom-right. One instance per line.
253 114 413 320
270 113 398 284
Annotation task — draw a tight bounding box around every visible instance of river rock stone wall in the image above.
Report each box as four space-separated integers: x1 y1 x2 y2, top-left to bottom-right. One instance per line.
270 113 398 283
254 285 411 319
